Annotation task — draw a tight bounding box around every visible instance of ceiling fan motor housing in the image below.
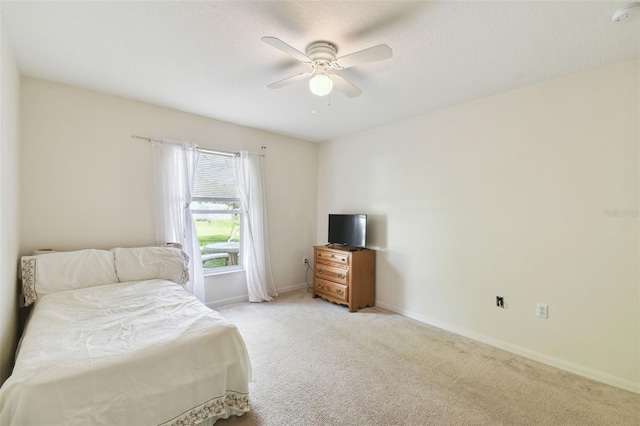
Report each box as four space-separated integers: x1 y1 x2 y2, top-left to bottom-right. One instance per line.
306 42 337 62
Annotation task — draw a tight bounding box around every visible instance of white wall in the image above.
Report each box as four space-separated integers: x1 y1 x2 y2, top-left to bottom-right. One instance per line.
317 60 640 392
0 13 21 384
20 77 318 306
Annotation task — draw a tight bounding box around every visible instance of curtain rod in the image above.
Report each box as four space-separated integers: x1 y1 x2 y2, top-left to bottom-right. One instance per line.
131 135 266 157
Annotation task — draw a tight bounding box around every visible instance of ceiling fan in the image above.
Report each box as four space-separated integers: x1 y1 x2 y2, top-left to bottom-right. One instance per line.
262 36 393 98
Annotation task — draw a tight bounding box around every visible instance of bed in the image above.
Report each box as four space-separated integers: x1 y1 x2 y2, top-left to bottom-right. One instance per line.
0 246 251 425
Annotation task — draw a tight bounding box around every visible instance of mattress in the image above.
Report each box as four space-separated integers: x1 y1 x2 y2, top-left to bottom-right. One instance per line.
0 279 251 425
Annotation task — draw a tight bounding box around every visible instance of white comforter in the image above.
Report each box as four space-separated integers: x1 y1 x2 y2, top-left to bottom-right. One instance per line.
0 279 251 425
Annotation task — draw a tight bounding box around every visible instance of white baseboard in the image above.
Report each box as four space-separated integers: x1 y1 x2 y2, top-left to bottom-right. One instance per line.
206 294 248 309
207 283 307 309
277 282 308 293
375 300 640 395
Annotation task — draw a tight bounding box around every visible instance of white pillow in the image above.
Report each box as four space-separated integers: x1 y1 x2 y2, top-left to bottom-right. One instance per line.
111 246 189 285
21 249 119 307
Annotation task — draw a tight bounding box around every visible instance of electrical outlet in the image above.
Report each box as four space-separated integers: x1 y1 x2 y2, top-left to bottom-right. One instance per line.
496 296 504 308
537 303 549 319
303 257 309 266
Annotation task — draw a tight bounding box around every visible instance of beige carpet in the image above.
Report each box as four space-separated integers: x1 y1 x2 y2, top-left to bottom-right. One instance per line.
215 289 639 425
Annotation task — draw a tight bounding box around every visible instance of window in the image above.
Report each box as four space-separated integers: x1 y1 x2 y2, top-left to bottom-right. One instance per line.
191 151 242 273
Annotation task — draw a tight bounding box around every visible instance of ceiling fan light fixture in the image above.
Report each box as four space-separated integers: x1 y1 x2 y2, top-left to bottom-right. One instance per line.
309 73 333 96
262 36 392 98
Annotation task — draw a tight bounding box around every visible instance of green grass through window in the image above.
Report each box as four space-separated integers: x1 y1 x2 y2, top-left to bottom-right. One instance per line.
194 219 240 268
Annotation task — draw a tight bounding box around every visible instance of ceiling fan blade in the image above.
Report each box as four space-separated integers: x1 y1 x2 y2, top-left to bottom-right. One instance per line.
336 44 393 69
331 74 362 98
261 36 310 62
267 72 311 89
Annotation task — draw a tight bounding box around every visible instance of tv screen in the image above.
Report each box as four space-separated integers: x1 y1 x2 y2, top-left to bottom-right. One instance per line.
328 214 367 248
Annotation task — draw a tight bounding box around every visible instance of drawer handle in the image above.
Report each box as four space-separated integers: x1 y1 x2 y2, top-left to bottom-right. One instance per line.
317 269 344 279
336 289 345 296
316 283 324 290
330 254 336 258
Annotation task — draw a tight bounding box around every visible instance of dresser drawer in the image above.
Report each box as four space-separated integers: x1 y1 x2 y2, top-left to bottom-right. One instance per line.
315 249 349 267
314 278 348 303
315 264 348 285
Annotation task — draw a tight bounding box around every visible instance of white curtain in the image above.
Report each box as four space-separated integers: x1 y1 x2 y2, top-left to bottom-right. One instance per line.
235 151 277 302
152 140 205 302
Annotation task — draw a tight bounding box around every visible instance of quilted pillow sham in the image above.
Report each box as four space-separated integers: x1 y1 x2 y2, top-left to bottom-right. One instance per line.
21 246 190 307
111 246 189 286
21 249 119 307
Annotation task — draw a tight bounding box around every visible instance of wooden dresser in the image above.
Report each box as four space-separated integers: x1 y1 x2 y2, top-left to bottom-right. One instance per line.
312 245 375 312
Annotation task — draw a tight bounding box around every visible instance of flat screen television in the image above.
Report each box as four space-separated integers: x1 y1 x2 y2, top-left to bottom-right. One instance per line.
328 214 367 248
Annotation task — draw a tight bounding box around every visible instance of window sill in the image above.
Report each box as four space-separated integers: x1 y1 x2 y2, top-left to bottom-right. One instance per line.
203 267 244 277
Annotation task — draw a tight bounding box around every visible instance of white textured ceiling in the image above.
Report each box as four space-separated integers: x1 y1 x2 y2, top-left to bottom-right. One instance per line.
2 1 639 142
